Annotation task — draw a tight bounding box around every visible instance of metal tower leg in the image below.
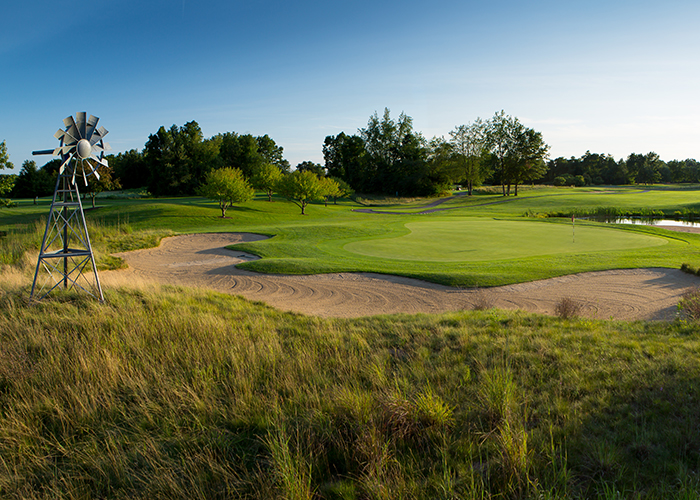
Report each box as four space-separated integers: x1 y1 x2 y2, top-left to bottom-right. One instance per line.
30 172 104 302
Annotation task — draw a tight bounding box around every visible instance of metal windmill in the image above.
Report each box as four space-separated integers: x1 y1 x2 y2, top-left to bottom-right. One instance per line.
30 112 111 302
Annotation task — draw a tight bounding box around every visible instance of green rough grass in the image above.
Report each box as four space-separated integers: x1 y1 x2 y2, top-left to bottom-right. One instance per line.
1 282 700 498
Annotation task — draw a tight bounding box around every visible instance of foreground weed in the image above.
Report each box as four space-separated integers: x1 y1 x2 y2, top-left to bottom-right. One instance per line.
679 286 700 319
265 424 315 500
555 296 583 319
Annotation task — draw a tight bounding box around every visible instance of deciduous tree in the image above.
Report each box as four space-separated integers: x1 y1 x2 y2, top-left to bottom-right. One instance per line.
507 127 549 195
484 111 549 195
84 164 122 208
320 176 340 207
328 177 353 204
250 163 283 201
0 140 14 200
323 132 369 192
12 160 53 200
276 170 326 215
199 167 254 218
449 120 487 195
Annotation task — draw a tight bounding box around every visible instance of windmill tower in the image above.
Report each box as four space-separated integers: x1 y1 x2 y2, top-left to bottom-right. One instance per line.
30 113 111 302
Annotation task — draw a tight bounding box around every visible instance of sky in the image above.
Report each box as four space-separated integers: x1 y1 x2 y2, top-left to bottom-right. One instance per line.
1 0 699 174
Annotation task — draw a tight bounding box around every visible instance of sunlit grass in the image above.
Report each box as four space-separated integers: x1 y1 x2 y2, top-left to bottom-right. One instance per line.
1 278 700 498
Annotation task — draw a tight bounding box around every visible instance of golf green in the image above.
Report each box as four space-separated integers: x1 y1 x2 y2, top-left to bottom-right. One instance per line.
343 219 668 262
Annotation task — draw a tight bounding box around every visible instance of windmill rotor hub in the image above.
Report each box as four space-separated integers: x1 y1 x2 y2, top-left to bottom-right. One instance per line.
76 139 92 159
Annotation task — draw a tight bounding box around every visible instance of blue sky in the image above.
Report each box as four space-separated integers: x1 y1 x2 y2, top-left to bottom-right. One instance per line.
1 0 699 173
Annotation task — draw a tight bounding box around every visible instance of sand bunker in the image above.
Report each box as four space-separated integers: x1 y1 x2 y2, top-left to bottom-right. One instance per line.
103 232 700 320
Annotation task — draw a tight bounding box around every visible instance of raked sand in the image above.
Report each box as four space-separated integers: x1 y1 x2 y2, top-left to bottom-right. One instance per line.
102 232 700 320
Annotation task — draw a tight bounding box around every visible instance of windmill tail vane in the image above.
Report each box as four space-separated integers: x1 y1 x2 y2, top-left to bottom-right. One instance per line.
30 112 110 302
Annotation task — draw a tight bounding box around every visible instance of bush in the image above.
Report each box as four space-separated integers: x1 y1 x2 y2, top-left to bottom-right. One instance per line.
680 263 700 277
555 297 583 319
553 176 568 186
679 286 700 319
471 290 494 310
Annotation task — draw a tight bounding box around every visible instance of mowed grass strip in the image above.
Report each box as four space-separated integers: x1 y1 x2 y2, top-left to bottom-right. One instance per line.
344 218 668 262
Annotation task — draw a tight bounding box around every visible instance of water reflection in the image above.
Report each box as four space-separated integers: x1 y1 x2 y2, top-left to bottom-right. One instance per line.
590 217 700 228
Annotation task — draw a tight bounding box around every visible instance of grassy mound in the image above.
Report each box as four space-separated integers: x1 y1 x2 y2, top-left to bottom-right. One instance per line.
1 282 699 498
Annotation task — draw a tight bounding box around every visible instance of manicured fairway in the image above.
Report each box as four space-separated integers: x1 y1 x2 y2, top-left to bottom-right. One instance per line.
344 218 668 262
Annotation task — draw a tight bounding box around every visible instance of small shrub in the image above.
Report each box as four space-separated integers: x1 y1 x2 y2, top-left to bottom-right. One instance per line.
471 290 494 311
679 287 700 320
680 263 700 277
555 297 582 319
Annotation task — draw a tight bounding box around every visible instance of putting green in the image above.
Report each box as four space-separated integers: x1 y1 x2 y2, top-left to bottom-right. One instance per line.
343 219 668 262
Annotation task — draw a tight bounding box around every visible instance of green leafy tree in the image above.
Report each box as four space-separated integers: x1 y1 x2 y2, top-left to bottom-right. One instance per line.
199 167 254 218
320 176 340 207
636 152 663 185
221 133 262 178
507 127 550 195
276 170 326 215
144 121 219 196
484 111 549 196
449 120 487 195
323 132 369 192
484 110 519 196
108 149 146 189
256 134 290 173
251 163 283 201
625 153 645 185
0 140 15 201
359 108 431 195
329 176 353 204
12 160 53 200
84 164 122 208
296 161 326 176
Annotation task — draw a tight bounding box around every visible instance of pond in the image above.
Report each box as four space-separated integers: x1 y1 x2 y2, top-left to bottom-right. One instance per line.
590 217 700 228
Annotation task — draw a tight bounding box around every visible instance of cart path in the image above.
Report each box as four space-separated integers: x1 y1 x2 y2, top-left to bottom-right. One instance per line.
102 232 700 320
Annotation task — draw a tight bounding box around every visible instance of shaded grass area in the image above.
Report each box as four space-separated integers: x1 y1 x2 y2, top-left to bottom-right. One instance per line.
1 282 700 498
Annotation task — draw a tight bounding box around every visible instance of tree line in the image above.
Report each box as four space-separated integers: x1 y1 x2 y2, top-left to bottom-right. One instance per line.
325 109 550 197
4 112 700 204
544 151 700 186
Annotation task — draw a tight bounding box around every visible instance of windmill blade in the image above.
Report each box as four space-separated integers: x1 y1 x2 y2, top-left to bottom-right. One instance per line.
82 163 89 187
63 115 77 130
76 112 87 139
89 126 109 145
91 142 112 156
58 152 75 175
61 116 81 144
87 158 102 180
71 159 78 184
86 115 99 140
91 154 109 170
54 144 76 156
63 126 80 145
54 129 66 141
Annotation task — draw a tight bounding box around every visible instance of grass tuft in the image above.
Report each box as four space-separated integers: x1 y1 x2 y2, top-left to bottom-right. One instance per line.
555 297 583 319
